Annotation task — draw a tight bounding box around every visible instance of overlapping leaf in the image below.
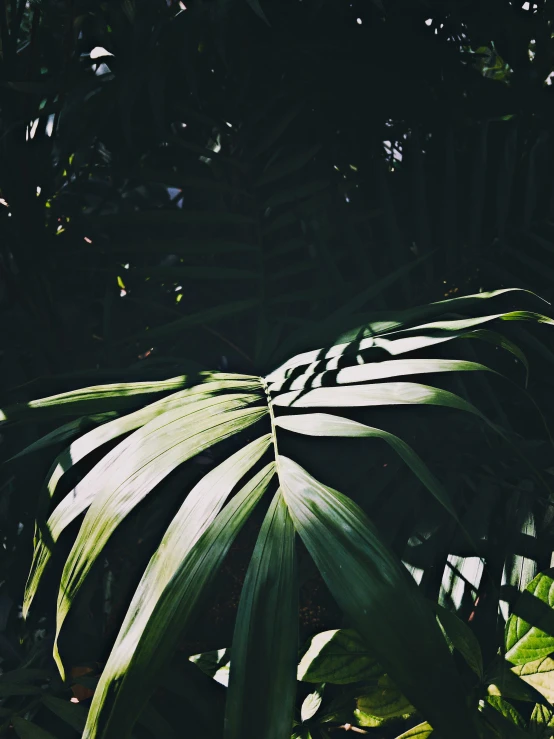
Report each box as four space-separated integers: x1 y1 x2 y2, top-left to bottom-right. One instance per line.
83 463 275 738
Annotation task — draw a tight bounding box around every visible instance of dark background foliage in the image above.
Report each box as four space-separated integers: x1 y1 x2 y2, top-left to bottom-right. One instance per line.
2 1 554 736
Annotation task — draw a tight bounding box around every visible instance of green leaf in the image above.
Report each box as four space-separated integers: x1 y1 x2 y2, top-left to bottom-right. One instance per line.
530 703 554 735
9 413 117 459
0 669 51 684
434 603 483 678
271 383 483 420
297 629 382 684
393 723 433 739
42 694 87 731
481 696 529 738
53 398 267 677
268 358 490 394
485 696 526 728
24 378 262 618
0 375 192 422
356 674 415 721
301 685 324 723
486 656 549 705
512 657 554 703
226 490 298 739
0 683 43 697
12 718 56 739
505 570 554 665
274 411 467 520
82 463 275 739
278 456 476 738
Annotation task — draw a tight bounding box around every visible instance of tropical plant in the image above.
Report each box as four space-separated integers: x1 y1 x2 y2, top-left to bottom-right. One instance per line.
3 287 554 738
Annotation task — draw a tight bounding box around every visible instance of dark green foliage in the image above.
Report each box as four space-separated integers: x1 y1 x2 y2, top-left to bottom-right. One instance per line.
2 1 554 738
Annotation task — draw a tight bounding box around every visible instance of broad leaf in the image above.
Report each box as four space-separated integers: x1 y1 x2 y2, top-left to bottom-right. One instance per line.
512 657 554 702
297 629 382 684
505 570 554 665
393 723 433 739
356 674 415 721
301 685 324 723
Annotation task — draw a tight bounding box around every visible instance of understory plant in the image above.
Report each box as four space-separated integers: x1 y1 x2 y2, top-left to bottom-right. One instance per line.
3 287 554 739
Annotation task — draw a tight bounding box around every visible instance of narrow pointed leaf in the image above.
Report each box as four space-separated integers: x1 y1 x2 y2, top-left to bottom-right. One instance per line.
0 375 194 422
24 384 262 618
278 456 476 738
83 463 275 739
434 603 483 678
53 399 267 676
271 383 483 420
9 413 117 460
226 489 297 739
42 695 87 731
275 413 459 518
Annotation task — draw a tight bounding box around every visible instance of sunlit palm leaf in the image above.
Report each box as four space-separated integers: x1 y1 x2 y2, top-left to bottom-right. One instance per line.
53 398 267 676
82 464 275 739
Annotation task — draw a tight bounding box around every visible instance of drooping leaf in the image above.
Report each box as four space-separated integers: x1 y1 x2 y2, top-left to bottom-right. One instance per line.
279 456 476 738
82 463 275 739
9 412 117 460
24 379 262 617
297 629 382 684
0 375 193 422
226 490 298 739
530 702 554 735
275 413 459 518
53 398 267 676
